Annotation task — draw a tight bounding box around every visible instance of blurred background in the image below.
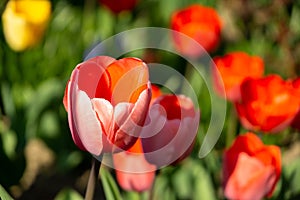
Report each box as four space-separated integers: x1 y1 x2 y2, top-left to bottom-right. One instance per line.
0 0 300 199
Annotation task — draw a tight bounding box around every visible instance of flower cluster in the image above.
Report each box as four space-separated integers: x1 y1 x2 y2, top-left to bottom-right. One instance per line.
63 56 199 191
171 3 300 200
208 18 299 200
61 2 299 200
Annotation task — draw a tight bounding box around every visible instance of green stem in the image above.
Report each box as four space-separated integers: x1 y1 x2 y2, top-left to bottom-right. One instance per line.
85 157 101 200
148 177 155 200
226 104 238 147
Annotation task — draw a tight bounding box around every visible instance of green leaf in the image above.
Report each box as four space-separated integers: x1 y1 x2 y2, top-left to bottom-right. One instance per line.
172 166 192 199
192 163 217 200
54 187 83 200
100 167 122 200
0 185 13 200
25 78 63 139
1 83 15 118
283 157 300 198
290 6 300 35
123 191 140 200
1 129 17 159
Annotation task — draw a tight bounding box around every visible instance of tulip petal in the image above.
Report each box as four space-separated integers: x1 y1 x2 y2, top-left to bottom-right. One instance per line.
91 98 114 141
112 102 135 150
113 86 151 151
113 150 156 192
67 70 86 151
223 132 264 182
71 86 103 155
113 138 156 192
107 58 149 104
78 56 115 99
225 152 276 200
140 103 167 138
142 94 199 167
91 98 118 152
63 80 70 111
113 150 156 173
115 170 155 192
11 0 51 24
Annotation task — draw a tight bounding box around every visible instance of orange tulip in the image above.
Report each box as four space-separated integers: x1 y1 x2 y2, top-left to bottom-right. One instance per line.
2 0 51 51
223 133 281 200
235 75 299 133
171 4 222 57
99 0 138 14
113 139 156 192
212 52 264 101
63 56 151 155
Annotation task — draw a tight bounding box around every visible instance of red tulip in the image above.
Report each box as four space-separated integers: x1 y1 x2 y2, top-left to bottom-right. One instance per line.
171 4 222 57
141 94 199 167
113 139 156 192
235 75 299 133
99 0 138 14
63 56 151 155
212 52 264 101
223 133 281 200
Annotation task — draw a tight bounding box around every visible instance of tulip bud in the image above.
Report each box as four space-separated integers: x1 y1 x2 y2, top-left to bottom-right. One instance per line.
171 4 222 57
223 133 281 200
235 75 299 133
212 52 264 102
2 0 51 51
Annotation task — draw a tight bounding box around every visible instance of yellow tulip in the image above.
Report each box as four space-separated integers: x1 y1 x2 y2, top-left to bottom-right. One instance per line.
2 0 51 51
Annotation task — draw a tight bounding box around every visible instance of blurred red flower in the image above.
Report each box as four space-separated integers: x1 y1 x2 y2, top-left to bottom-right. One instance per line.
223 132 281 200
171 4 222 57
99 0 138 14
63 56 151 155
212 52 264 102
113 138 156 192
141 94 199 167
235 75 299 133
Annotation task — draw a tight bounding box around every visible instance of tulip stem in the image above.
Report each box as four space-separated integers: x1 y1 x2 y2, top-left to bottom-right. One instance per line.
148 182 155 200
85 157 101 200
226 104 238 147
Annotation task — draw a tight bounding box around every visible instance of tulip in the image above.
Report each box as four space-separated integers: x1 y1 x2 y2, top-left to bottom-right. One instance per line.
141 94 199 168
171 4 222 57
235 75 299 133
212 52 264 102
113 139 156 192
63 56 151 156
223 132 281 200
2 0 51 51
99 0 138 14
